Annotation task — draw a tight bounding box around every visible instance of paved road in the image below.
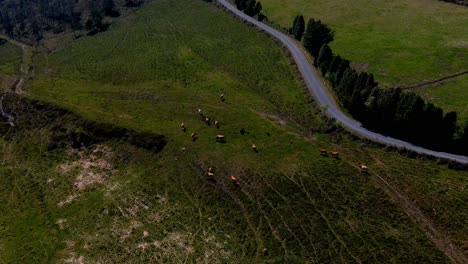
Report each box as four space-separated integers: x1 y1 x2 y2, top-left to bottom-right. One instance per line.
217 0 468 164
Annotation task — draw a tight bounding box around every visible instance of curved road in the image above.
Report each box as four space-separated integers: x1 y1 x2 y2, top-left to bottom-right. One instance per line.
217 0 468 164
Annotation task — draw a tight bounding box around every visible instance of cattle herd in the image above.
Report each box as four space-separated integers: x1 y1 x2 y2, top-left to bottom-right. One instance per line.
181 94 368 188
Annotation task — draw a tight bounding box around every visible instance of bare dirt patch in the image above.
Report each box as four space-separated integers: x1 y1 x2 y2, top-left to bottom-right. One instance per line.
56 219 68 230
64 255 85 264
58 194 81 207
447 39 468 49
132 231 232 263
351 62 371 73
57 145 116 206
258 111 289 127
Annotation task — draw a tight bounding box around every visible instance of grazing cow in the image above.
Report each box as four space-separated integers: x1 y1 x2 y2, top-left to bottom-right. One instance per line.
191 133 198 142
207 172 215 178
230 175 240 187
261 247 269 256
220 94 225 102
208 167 214 173
215 135 226 143
330 151 339 158
198 109 205 118
359 165 368 172
319 148 327 155
214 121 220 128
205 117 211 125
180 122 186 132
252 144 258 152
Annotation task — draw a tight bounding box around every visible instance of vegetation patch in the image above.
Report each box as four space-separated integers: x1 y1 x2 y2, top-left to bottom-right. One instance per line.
0 39 22 74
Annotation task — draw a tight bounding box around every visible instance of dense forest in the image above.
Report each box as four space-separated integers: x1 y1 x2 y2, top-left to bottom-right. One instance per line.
0 0 145 40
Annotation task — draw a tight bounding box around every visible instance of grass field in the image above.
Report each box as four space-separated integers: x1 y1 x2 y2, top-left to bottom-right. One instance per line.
260 0 468 121
0 39 22 74
414 75 468 124
0 0 466 262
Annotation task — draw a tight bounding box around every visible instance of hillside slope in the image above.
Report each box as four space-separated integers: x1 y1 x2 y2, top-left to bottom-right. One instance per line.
0 0 466 262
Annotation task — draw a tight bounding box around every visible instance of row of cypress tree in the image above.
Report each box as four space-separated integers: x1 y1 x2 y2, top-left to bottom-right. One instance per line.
291 15 468 155
235 0 263 18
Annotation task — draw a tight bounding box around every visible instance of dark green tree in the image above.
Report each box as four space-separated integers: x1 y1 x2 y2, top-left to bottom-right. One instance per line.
337 68 358 105
393 92 424 139
365 73 378 90
245 0 257 16
419 103 444 147
255 2 262 14
443 111 457 143
317 44 333 76
235 0 247 10
394 93 424 124
292 15 305 41
348 72 368 114
459 122 468 154
334 59 350 88
364 88 401 131
103 0 120 17
328 55 342 74
303 18 334 60
354 72 368 92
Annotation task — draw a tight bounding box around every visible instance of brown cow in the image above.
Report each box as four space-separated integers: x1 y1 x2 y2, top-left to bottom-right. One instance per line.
180 122 186 132
330 151 339 158
319 148 327 155
252 144 258 152
214 121 220 129
359 165 368 172
230 175 240 187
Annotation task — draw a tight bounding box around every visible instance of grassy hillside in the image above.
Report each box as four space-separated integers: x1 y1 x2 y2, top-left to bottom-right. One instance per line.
0 39 22 74
260 0 468 121
0 0 466 262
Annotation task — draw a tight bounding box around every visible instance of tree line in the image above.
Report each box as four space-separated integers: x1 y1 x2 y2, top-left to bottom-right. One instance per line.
0 0 145 40
234 0 265 20
291 15 468 155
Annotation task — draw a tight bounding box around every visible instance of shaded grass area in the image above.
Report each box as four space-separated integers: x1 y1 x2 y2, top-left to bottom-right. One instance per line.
413 75 468 123
0 95 167 152
0 0 465 262
260 0 468 121
0 40 22 74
